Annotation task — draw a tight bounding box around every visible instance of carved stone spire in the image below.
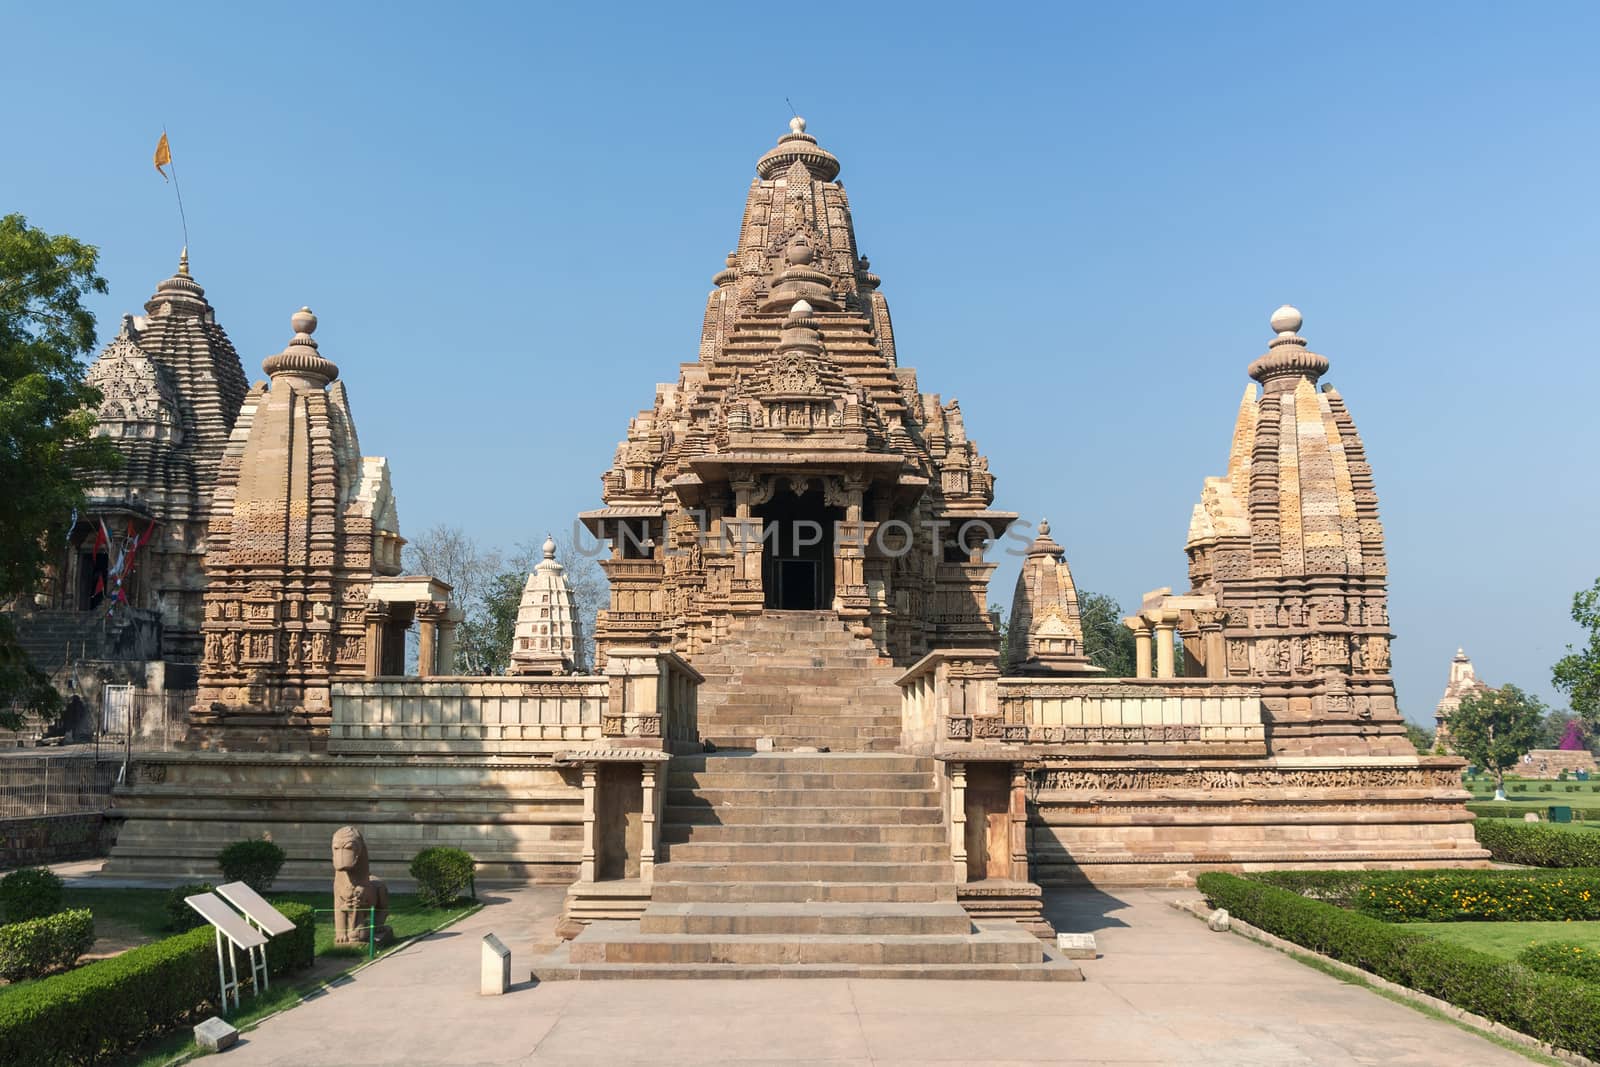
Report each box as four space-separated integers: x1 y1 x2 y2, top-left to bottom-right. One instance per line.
1005 519 1099 675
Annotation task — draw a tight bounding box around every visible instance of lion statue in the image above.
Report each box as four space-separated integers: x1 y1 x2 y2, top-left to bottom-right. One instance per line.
331 826 393 946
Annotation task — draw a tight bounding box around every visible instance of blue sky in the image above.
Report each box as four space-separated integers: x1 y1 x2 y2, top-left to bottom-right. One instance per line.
6 2 1596 723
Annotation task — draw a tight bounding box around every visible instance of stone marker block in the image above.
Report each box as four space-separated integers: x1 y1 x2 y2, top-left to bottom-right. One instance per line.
482 933 511 995
1207 908 1231 932
194 1016 238 1052
1055 932 1097 959
755 737 774 752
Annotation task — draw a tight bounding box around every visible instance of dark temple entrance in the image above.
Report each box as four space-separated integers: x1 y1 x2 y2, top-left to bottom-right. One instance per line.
756 486 841 611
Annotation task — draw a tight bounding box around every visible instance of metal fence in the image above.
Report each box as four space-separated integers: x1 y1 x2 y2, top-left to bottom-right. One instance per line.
0 755 122 819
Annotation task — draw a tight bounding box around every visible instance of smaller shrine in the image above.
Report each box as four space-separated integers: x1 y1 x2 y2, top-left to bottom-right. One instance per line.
1433 648 1490 748
509 536 583 675
1003 520 1100 676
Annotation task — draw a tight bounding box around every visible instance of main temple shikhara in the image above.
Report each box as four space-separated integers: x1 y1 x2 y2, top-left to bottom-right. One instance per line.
64 119 1482 977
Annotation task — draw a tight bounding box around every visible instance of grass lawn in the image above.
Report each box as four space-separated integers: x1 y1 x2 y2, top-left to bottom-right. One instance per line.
1409 920 1600 960
57 888 475 958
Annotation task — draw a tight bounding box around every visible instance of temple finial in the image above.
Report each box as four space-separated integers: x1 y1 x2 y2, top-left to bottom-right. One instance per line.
1270 304 1303 340
1248 303 1328 386
543 533 557 560
178 246 190 277
789 116 806 136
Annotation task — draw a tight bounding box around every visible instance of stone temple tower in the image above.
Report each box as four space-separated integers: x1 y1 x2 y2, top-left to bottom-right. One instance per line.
1178 305 1409 756
190 308 407 750
583 118 1013 669
24 253 248 681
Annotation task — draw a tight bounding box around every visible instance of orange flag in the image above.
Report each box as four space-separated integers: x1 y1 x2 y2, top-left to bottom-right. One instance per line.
154 132 171 181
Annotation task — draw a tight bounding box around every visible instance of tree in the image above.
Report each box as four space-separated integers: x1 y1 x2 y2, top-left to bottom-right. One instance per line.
1554 578 1600 733
1446 684 1547 799
1402 719 1435 754
1079 591 1137 678
0 215 120 730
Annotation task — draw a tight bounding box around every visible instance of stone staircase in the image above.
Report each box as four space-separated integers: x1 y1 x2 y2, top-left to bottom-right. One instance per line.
692 611 904 753
531 752 1080 980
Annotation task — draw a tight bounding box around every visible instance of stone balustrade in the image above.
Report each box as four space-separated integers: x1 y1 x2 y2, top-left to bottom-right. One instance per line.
330 677 610 754
897 649 1266 752
330 650 705 756
994 678 1265 747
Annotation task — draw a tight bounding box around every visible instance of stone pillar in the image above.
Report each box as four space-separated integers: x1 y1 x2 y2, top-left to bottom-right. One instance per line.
1152 610 1179 679
1009 765 1029 883
578 764 598 883
1196 609 1228 680
640 762 658 884
438 606 463 675
363 602 389 678
949 762 968 884
416 603 439 679
1124 617 1152 679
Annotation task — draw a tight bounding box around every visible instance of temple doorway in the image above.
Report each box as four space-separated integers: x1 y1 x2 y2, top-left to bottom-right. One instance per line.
755 485 841 611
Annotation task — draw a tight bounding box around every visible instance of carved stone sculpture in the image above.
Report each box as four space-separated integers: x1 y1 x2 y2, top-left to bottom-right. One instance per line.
331 825 392 946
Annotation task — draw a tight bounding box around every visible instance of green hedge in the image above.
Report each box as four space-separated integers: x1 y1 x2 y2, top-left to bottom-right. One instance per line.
1476 819 1600 867
1520 941 1600 983
0 900 313 1065
0 909 94 981
1250 868 1600 921
1197 872 1600 1059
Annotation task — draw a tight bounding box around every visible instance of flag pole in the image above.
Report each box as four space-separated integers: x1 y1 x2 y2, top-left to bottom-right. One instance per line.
162 125 190 251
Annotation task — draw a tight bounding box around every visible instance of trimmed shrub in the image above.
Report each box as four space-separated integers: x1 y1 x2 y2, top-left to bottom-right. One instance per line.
1476 819 1600 867
265 900 316 977
1253 867 1600 922
1351 869 1600 922
1521 941 1600 983
0 901 314 1065
164 883 214 932
409 847 475 908
217 838 287 893
0 909 94 981
1197 872 1600 1059
0 867 64 924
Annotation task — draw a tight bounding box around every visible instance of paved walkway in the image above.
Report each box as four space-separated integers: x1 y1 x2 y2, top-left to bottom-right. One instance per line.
216 886 1535 1066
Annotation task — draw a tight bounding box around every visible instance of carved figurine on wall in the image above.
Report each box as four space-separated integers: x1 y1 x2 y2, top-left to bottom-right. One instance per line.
331 826 392 946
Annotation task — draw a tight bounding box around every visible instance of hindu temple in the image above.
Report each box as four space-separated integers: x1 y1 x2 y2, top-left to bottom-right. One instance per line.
11 254 248 735
76 118 1485 978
